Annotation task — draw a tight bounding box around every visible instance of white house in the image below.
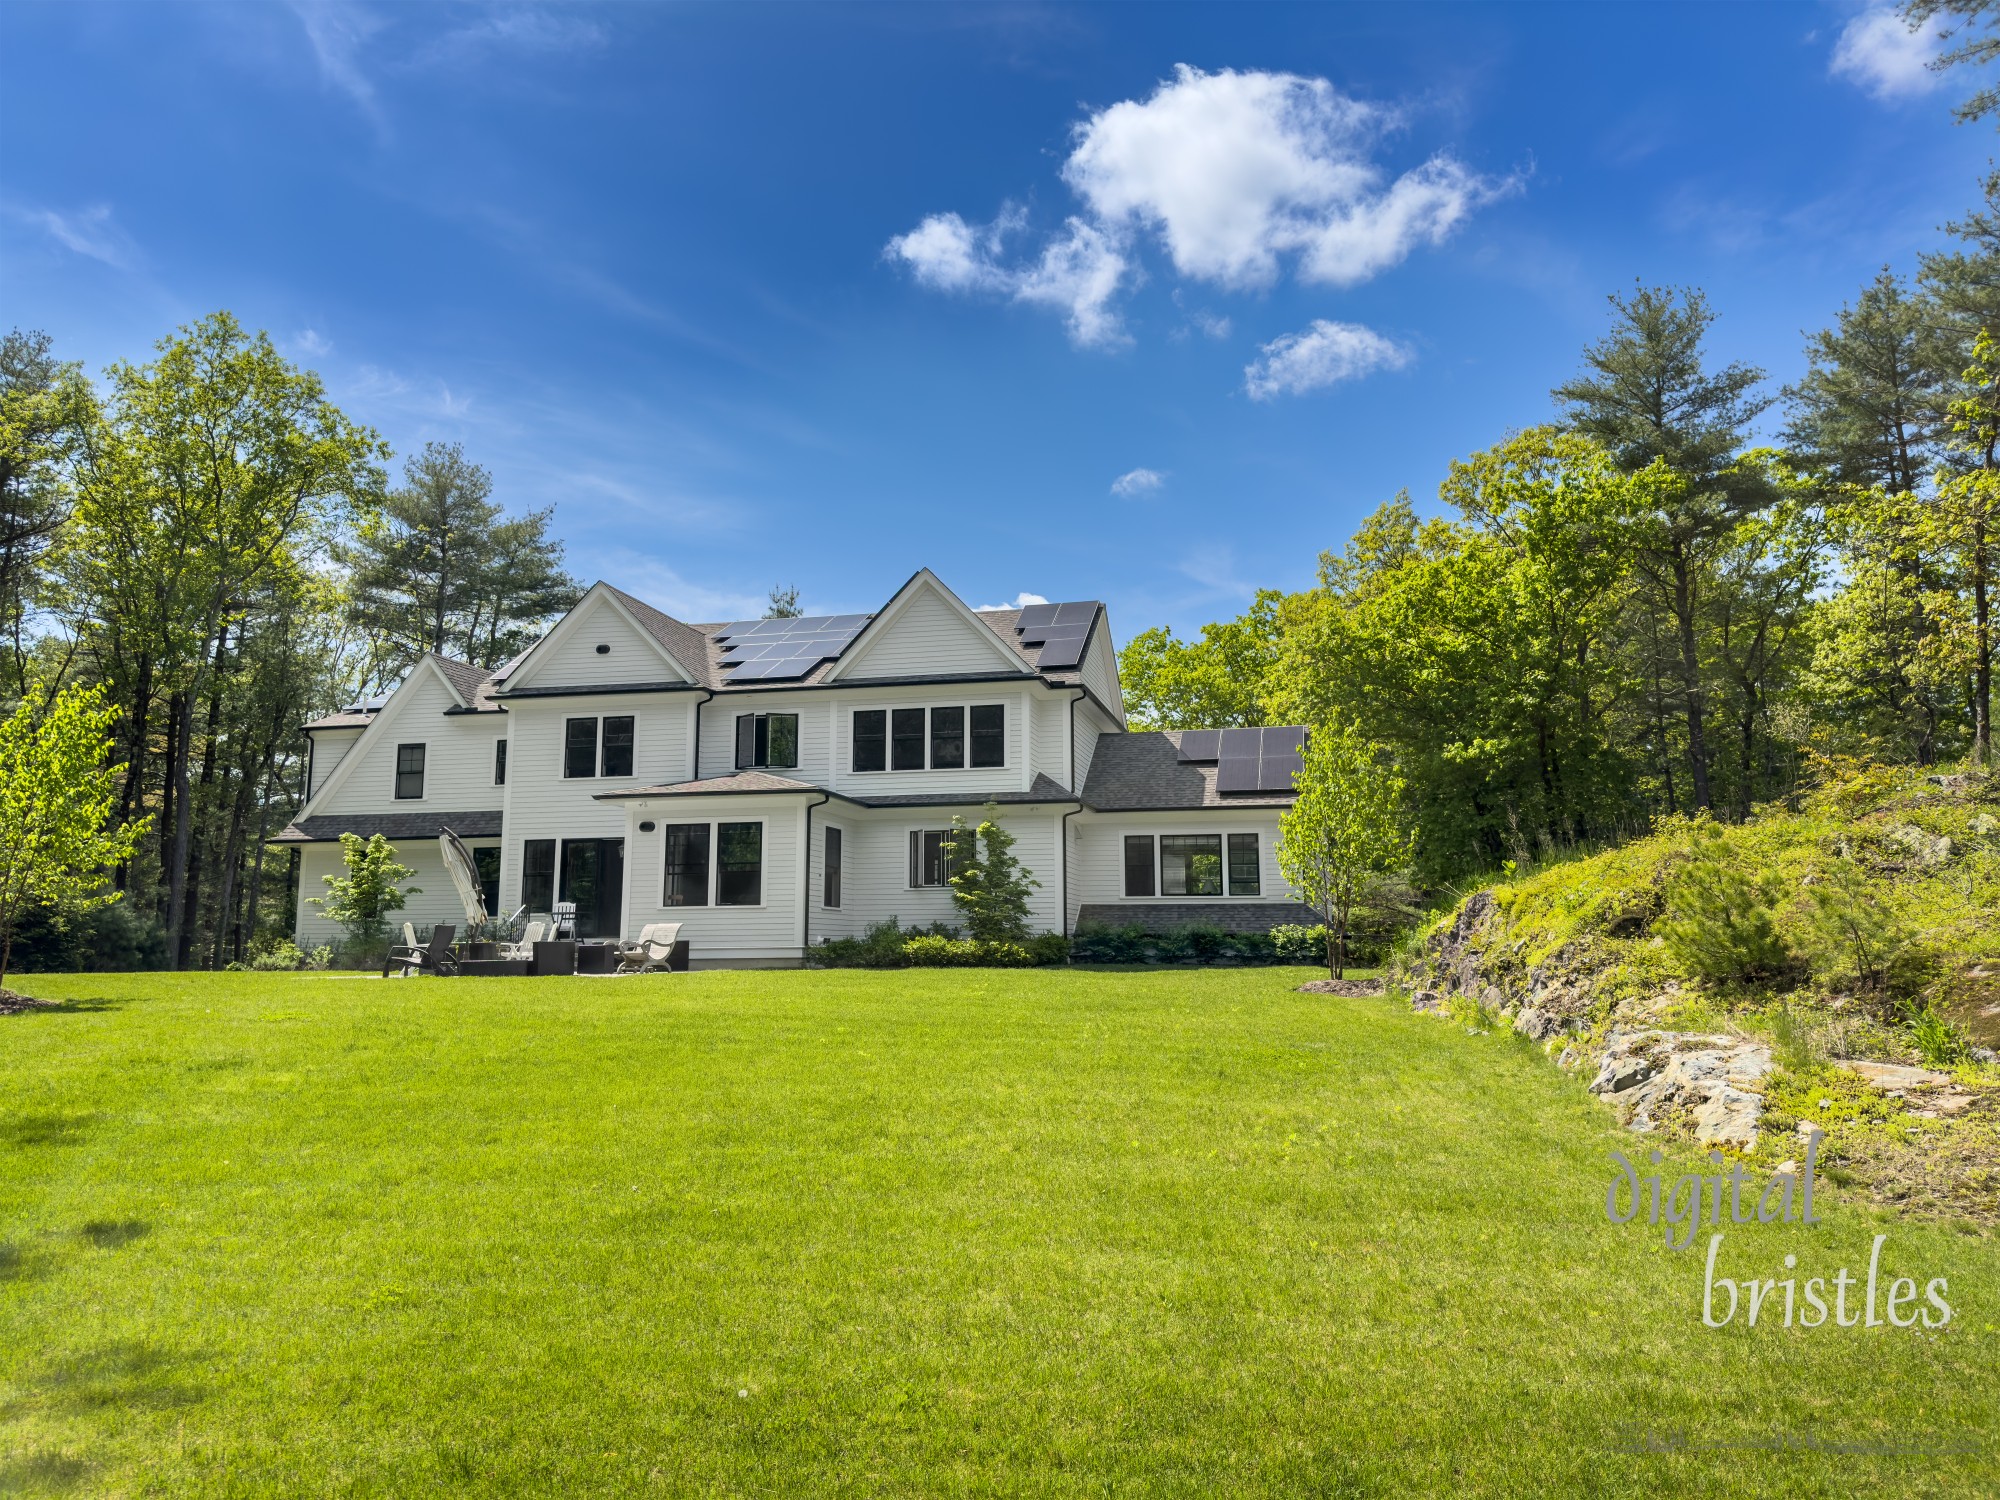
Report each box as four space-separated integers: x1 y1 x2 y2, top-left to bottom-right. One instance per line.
279 569 1314 966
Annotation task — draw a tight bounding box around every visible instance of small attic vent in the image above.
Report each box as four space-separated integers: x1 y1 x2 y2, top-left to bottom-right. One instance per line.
595 643 610 655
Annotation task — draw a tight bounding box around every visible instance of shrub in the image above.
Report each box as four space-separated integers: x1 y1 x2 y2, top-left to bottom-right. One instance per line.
1898 997 1970 1069
1270 924 1331 965
812 919 917 968
248 940 307 972
1223 929 1275 964
1655 827 1793 984
977 941 1034 968
1071 922 1150 964
946 810 1040 943
1025 931 1070 966
902 934 981 967
1799 860 1928 995
1182 923 1227 964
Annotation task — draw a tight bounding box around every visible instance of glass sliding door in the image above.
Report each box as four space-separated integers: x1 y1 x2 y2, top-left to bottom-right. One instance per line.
559 838 627 938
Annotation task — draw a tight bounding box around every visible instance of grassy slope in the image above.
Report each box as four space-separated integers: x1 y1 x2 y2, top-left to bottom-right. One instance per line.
1 969 1995 1498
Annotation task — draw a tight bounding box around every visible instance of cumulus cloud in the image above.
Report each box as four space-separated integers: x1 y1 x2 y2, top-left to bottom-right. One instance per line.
979 591 1050 611
1110 467 1166 497
888 64 1511 346
1244 320 1410 400
1832 8 1944 99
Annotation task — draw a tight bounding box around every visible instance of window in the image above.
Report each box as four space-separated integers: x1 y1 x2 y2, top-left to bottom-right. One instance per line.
908 828 971 888
1124 835 1156 897
823 826 842 908
522 839 557 912
1228 833 1261 895
717 822 763 906
852 710 887 772
394 743 425 800
1160 834 1225 896
851 704 1006 772
494 739 508 786
564 717 598 778
930 706 964 769
474 846 501 915
891 707 926 770
970 704 1005 767
661 824 710 907
601 716 634 778
736 713 799 770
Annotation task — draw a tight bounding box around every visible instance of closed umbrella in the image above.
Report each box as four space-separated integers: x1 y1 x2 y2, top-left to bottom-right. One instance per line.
438 827 489 930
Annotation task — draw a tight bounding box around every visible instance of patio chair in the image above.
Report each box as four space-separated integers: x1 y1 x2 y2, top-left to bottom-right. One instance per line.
384 924 458 979
614 922 683 975
498 920 547 962
551 901 578 940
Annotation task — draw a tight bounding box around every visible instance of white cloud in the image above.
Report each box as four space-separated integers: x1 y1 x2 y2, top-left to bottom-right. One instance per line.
889 64 1512 345
978 591 1050 611
290 327 333 357
289 1 388 133
412 6 607 67
1244 320 1411 400
1832 8 1944 100
15 204 138 269
1110 467 1166 497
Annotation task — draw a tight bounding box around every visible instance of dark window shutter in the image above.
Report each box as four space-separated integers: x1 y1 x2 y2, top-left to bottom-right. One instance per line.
736 714 756 770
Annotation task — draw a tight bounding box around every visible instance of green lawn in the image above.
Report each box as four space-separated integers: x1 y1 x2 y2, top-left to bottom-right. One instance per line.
2 969 1994 1498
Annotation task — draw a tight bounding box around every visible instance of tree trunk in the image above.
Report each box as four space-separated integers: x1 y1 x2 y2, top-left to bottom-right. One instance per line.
1976 512 1992 768
160 688 186 940
1671 554 1712 810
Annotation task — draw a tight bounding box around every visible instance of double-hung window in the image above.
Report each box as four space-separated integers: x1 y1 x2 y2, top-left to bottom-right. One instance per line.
823 826 843 908
661 824 711 907
564 716 635 778
394 743 426 800
1227 833 1261 895
522 839 557 912
735 713 798 770
716 822 762 905
494 739 508 786
1123 836 1156 897
908 828 970 888
852 704 1007 772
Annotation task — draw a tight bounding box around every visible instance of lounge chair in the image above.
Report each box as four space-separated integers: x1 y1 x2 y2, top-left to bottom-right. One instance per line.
614 923 684 975
384 924 458 978
498 920 547 962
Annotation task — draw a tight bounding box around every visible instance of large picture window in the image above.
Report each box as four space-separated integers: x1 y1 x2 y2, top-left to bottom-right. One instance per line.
823 826 842 908
736 713 799 770
522 839 557 913
852 710 887 772
1228 833 1261 895
661 824 711 907
1159 834 1225 897
394 743 426 800
1124 835 1156 897
717 822 763 906
851 704 1007 772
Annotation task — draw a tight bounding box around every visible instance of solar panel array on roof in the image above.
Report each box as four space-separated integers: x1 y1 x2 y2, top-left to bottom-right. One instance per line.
714 613 872 683
1214 725 1308 794
1176 729 1222 762
1013 601 1099 671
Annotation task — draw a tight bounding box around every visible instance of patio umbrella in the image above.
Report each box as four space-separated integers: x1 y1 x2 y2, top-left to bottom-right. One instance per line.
438 827 489 929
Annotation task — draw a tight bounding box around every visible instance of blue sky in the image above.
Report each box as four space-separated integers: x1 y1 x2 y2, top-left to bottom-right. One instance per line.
1 3 1990 639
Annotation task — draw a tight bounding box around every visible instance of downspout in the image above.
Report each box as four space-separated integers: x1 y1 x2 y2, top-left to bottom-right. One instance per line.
1061 687 1087 942
688 689 714 781
802 791 830 963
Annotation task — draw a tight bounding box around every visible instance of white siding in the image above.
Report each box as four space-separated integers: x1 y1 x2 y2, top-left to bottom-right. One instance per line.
620 793 805 966
1080 626 1125 727
311 669 502 816
1031 691 1073 790
698 691 837 783
836 585 1024 679
1073 700 1115 796
308 727 363 798
825 681 1030 800
294 837 501 951
1069 809 1296 926
822 805 1066 940
512 595 687 688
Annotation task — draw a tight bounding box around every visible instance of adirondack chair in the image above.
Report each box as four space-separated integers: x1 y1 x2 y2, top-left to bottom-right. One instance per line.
614 923 684 975
550 901 578 940
384 924 458 978
498 920 547 962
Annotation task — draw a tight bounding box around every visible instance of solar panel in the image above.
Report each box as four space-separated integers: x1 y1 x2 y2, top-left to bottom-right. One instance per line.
1213 726 1311 793
1177 729 1221 761
1219 727 1262 758
724 654 823 681
1053 601 1097 625
1215 755 1262 793
1015 603 1060 631
714 612 872 677
1034 623 1090 669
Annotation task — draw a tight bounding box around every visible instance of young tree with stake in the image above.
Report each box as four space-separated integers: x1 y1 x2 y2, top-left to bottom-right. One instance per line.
1278 722 1415 979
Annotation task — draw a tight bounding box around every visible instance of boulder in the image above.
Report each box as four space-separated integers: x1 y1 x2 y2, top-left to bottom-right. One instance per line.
1844 1060 1951 1094
1513 1007 1562 1042
1590 1054 1655 1095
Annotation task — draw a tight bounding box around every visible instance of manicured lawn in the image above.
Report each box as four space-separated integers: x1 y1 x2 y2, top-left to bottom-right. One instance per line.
1 969 1993 1498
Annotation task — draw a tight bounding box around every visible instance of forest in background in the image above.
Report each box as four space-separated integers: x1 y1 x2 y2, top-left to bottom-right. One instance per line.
1119 174 1998 885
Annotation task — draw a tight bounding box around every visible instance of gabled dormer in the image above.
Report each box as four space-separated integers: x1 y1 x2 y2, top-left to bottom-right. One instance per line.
497 581 706 696
822 569 1034 683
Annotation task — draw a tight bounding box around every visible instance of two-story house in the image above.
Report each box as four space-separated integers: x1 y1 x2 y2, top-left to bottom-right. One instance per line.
278 569 1314 965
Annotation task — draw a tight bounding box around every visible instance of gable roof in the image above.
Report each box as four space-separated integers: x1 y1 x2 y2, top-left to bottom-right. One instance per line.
498 581 702 693
820 569 1031 683
1081 729 1300 811
299 654 484 816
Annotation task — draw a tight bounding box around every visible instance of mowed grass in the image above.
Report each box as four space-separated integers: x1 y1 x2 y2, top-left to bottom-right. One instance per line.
1 969 1994 1498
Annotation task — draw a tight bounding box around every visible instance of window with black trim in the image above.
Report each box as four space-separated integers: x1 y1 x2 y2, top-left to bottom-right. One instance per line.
908 828 971 888
970 704 1005 767
1160 834 1224 896
564 717 598 778
852 710 887 772
494 739 507 785
736 713 799 770
601 716 634 777
394 743 426 800
891 708 926 770
474 847 501 914
661 824 710 907
1228 833 1261 895
823 826 842 908
522 839 556 912
717 822 762 905
930 706 964 769
1124 835 1156 897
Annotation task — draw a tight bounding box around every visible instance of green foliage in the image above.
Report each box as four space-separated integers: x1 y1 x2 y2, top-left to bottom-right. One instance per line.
1653 824 1794 984
1268 924 1329 964
812 919 1065 969
945 808 1039 944
1117 591 1283 729
1799 859 1925 994
1899 996 1972 1069
1278 721 1414 977
240 939 333 973
1024 931 1071 966
0 678 149 985
308 833 417 947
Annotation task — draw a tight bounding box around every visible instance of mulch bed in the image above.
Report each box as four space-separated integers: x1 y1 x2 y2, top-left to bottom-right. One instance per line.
0 987 58 1015
1294 978 1387 997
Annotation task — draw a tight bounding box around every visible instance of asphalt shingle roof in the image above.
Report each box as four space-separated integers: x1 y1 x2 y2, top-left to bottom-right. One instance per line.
273 810 503 844
1081 730 1301 810
595 771 825 799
